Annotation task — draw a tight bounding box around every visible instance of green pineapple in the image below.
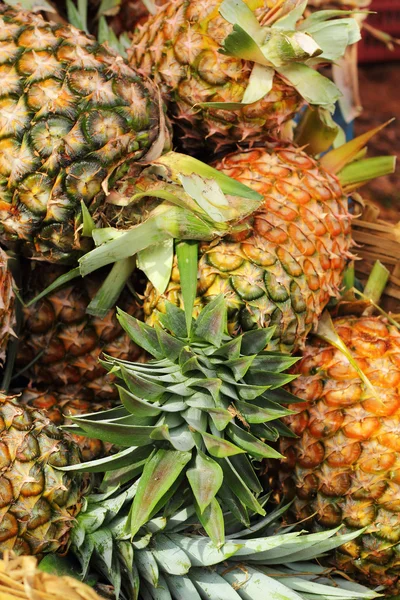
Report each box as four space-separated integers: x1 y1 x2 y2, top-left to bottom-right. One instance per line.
0 5 169 263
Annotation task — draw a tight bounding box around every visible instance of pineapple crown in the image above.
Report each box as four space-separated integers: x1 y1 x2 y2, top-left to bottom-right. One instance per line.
57 481 378 600
202 0 361 113
63 295 300 546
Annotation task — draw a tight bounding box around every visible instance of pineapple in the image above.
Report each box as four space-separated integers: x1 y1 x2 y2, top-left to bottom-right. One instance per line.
145 146 353 353
129 0 360 152
20 388 118 461
0 393 84 556
0 5 169 263
0 247 16 364
0 552 103 600
277 314 400 591
16 263 146 398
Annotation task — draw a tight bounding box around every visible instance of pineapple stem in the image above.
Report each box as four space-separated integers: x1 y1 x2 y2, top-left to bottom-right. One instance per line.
363 260 390 305
338 156 396 190
343 262 355 291
86 257 136 318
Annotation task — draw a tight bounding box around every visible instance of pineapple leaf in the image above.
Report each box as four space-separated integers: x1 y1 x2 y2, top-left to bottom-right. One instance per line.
68 418 168 447
207 408 234 431
158 302 188 338
251 354 299 372
176 240 198 337
233 398 290 424
195 497 225 548
60 446 151 474
188 567 242 599
66 0 88 32
150 536 191 576
272 0 307 29
135 548 159 587
338 156 396 190
80 200 95 237
187 450 224 513
219 0 263 39
219 23 271 65
244 371 298 389
154 153 263 202
218 482 250 526
277 63 340 108
117 385 162 417
229 453 262 494
193 294 227 346
137 239 174 295
217 458 266 516
202 431 245 458
169 534 241 567
119 370 166 401
321 120 395 174
25 267 80 308
86 257 136 318
226 423 283 459
240 328 275 355
117 308 163 359
219 564 303 600
294 107 339 155
163 574 202 599
126 449 191 538
156 326 186 361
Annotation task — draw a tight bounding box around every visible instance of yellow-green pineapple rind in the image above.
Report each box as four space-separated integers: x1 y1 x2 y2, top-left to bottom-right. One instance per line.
145 147 353 353
0 6 166 263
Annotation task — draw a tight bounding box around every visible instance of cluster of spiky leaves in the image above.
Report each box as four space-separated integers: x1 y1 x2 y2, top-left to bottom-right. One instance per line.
65 478 379 600
0 5 168 263
130 0 360 151
64 295 300 547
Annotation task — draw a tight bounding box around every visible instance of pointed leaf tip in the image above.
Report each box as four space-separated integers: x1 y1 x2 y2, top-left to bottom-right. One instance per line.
193 295 227 346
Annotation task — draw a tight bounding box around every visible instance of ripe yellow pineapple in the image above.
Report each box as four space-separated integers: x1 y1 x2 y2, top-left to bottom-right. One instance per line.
0 247 15 363
0 393 84 556
0 5 169 263
145 146 353 352
277 314 400 590
129 0 360 151
16 263 146 398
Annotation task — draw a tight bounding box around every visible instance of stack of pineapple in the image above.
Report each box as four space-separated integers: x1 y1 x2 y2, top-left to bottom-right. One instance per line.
0 0 398 598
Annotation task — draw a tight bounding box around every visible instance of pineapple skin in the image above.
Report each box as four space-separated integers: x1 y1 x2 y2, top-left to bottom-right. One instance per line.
20 388 117 462
145 147 353 353
0 394 84 556
129 0 303 152
278 315 400 590
0 6 167 263
0 248 15 364
17 264 146 398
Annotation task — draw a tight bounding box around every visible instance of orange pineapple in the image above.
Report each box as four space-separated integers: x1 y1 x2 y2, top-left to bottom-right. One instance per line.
278 315 400 590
